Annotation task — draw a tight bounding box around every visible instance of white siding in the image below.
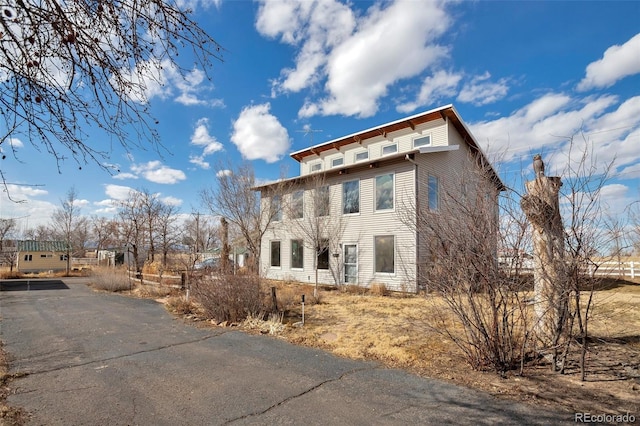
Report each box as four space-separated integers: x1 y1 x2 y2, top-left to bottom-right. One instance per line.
261 161 417 292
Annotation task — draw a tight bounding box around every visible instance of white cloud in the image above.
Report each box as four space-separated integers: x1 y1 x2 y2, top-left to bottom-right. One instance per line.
161 196 183 206
189 155 210 170
104 184 136 201
130 161 186 184
457 72 509 106
577 33 640 91
190 118 224 154
216 169 232 178
258 0 452 118
396 70 462 113
231 103 291 163
113 172 138 180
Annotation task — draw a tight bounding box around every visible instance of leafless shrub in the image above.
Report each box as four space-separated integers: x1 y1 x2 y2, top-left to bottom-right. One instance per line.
191 274 266 323
90 267 131 292
165 296 198 316
370 282 388 297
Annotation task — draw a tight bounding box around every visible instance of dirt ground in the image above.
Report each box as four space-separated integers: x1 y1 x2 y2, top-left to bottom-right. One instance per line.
264 281 640 417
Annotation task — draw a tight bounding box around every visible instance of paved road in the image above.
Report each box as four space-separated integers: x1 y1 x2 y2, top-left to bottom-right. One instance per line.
0 278 573 425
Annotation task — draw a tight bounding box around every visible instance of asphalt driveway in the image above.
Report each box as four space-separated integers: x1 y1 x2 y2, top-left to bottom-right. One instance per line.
0 278 573 425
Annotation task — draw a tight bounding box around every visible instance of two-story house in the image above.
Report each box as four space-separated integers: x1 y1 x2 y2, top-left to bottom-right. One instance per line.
255 105 504 292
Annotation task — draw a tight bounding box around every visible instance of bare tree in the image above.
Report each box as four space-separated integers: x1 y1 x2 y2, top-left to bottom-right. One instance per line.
91 216 119 255
116 189 146 274
51 186 82 273
283 172 345 296
0 218 17 270
0 0 223 185
156 202 179 268
200 163 288 274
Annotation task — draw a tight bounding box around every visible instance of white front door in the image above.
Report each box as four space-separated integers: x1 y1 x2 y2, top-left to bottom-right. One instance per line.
343 244 358 284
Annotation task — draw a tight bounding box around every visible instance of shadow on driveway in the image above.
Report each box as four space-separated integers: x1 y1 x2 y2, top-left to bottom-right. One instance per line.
0 280 70 291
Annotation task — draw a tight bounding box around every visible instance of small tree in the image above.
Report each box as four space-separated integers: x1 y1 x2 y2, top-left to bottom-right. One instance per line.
200 163 288 274
51 187 82 274
284 172 345 296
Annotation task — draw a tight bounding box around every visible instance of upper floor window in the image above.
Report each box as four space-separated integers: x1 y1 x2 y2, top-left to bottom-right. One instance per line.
375 173 394 211
271 195 282 221
315 185 330 217
354 150 369 162
428 175 439 211
310 162 322 172
291 190 304 219
413 135 431 148
381 143 397 156
331 157 344 168
343 180 360 214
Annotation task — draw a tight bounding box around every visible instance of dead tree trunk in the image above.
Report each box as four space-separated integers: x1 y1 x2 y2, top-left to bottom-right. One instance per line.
521 156 567 352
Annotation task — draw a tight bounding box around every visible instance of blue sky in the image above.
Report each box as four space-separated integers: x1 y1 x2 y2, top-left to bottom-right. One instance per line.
1 0 639 233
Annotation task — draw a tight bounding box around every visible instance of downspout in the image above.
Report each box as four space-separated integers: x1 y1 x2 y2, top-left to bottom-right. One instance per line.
405 154 420 293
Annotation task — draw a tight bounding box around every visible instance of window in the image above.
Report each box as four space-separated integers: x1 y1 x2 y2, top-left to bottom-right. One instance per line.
60 255 67 261
271 195 282 221
413 135 431 148
355 150 369 162
291 240 303 269
375 173 394 211
291 190 304 219
310 162 322 172
270 241 281 267
331 157 344 168
382 143 397 156
315 185 330 217
316 240 329 270
374 236 395 274
342 180 360 214
428 175 439 211
41 254 47 258
24 254 32 262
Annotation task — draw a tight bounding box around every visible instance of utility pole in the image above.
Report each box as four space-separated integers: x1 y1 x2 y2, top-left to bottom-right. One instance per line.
296 125 323 146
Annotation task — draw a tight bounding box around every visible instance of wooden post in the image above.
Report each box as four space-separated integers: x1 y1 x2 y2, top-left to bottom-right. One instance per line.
521 156 567 346
221 217 230 274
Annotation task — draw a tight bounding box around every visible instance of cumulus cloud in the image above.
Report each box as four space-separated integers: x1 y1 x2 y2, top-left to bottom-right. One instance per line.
216 169 232 178
258 0 452 118
161 195 183 206
577 33 640 91
231 103 291 163
396 70 462 113
191 118 224 154
130 161 187 184
0 184 55 229
469 93 640 183
457 72 509 106
113 172 138 180
104 184 136 201
116 59 218 106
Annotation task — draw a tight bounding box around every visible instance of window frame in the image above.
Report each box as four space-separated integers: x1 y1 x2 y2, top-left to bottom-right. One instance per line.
310 161 323 172
315 185 330 217
428 175 440 211
271 195 282 222
381 143 398 156
291 239 304 270
316 239 330 270
354 149 369 163
375 172 395 212
331 156 344 168
413 134 432 148
342 179 360 215
374 235 395 274
270 240 281 268
290 190 304 219
24 254 32 262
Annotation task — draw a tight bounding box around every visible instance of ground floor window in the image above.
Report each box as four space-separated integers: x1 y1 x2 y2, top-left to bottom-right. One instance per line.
374 235 395 273
291 239 303 269
270 241 281 267
24 254 32 261
316 240 329 270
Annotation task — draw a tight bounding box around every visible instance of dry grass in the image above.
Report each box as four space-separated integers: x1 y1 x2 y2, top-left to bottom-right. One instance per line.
276 282 640 415
88 267 132 292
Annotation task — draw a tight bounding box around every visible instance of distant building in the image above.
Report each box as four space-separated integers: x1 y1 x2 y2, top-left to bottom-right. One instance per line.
16 240 70 273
